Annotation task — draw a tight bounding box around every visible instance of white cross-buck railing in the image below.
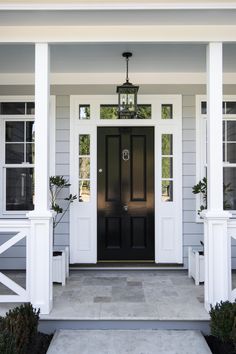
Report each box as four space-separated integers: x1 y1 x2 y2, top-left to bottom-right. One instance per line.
0 219 30 303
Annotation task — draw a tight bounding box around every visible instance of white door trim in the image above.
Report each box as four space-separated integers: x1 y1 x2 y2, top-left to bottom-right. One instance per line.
70 94 182 264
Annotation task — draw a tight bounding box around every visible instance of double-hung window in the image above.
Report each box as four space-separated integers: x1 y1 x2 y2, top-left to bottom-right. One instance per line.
1 101 35 214
197 97 236 215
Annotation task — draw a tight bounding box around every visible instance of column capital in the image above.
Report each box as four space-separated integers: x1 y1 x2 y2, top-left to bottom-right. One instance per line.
202 210 232 220
27 210 54 220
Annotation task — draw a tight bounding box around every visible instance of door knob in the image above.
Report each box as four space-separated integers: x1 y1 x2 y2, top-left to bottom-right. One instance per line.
123 205 128 212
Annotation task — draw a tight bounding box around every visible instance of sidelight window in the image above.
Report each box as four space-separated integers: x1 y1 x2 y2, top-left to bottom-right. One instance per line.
161 134 173 202
79 134 90 202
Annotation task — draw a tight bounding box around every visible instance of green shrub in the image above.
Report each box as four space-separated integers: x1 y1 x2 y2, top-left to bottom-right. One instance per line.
0 328 17 354
0 303 40 354
210 300 236 343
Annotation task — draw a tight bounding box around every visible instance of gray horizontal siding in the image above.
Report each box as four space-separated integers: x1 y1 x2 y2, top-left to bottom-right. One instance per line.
182 95 204 268
54 96 70 249
1 86 236 270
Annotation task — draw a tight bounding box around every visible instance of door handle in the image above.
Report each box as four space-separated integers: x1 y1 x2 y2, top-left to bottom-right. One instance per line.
123 204 128 212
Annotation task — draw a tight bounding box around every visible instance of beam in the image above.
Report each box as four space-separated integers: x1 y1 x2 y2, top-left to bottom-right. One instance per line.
1 25 236 43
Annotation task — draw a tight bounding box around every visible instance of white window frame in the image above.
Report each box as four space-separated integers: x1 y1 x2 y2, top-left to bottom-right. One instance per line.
196 95 236 221
0 95 56 218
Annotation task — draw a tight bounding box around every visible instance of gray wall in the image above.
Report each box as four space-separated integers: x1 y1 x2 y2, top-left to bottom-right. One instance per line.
1 84 236 269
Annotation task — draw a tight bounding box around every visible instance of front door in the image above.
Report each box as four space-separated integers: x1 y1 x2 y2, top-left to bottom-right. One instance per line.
97 127 154 260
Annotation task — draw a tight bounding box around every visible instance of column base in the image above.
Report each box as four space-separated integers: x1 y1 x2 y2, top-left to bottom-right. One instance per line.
203 210 231 311
27 211 54 315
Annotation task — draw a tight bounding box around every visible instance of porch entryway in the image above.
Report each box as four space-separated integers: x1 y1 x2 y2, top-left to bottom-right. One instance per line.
44 270 209 322
97 127 154 261
0 270 209 324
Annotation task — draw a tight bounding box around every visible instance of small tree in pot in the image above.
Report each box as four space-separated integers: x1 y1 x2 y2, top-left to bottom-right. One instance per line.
49 175 77 248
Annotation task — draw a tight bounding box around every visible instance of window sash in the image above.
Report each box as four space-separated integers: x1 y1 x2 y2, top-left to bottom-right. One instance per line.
200 100 236 213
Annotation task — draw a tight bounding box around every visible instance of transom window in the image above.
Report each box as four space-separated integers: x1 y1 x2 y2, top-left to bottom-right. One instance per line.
0 102 35 115
100 104 152 119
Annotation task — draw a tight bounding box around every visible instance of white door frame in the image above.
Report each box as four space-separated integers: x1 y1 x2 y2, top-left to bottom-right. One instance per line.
70 94 182 264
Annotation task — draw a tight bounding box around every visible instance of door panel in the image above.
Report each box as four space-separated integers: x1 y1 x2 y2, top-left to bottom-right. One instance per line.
98 127 154 260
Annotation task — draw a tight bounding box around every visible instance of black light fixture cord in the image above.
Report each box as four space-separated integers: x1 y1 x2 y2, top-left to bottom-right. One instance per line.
126 56 129 83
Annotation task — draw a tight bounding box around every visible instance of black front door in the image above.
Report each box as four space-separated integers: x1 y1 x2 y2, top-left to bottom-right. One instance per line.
97 127 154 261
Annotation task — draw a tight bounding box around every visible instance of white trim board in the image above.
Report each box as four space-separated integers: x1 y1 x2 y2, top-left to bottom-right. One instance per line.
1 25 236 43
1 2 236 10
70 94 182 264
1 73 236 86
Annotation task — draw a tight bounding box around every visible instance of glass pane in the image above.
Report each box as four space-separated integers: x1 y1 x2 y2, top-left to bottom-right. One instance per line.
201 101 224 114
201 101 207 114
100 105 118 119
5 144 24 164
26 102 35 115
162 134 173 155
223 143 226 162
162 157 173 178
26 122 35 142
226 143 236 163
79 135 90 155
6 168 34 210
79 105 90 120
79 180 90 202
226 102 236 114
223 121 225 141
137 105 151 119
5 121 24 142
26 144 35 164
161 104 173 119
79 157 90 179
162 181 173 202
0 102 25 115
223 168 236 210
226 121 236 141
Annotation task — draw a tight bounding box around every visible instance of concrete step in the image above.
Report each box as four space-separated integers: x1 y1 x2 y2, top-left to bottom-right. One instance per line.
47 329 212 354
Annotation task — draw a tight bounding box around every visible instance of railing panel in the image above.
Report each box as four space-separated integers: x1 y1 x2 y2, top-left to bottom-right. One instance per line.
0 219 30 303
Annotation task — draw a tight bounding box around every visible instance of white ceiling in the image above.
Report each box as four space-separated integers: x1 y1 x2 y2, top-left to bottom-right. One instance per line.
1 10 236 26
0 43 236 73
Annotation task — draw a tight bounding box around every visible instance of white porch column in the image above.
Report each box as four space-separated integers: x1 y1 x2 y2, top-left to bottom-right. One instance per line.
204 42 231 311
27 43 53 315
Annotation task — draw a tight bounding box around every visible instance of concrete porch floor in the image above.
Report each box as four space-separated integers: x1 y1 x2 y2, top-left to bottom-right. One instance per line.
0 270 212 320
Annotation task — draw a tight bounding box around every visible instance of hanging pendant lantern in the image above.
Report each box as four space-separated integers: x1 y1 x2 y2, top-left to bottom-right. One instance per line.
116 52 139 119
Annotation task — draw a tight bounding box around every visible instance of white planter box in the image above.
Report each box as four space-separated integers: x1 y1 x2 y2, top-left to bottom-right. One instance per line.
52 246 69 286
188 247 205 285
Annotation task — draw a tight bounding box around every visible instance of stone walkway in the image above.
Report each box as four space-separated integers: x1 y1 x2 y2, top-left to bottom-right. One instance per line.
47 330 212 354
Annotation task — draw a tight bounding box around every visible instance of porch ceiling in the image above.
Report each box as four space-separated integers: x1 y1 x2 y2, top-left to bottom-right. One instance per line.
0 43 236 74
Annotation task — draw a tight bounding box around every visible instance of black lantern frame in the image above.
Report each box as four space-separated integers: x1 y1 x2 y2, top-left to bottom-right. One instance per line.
116 52 139 119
